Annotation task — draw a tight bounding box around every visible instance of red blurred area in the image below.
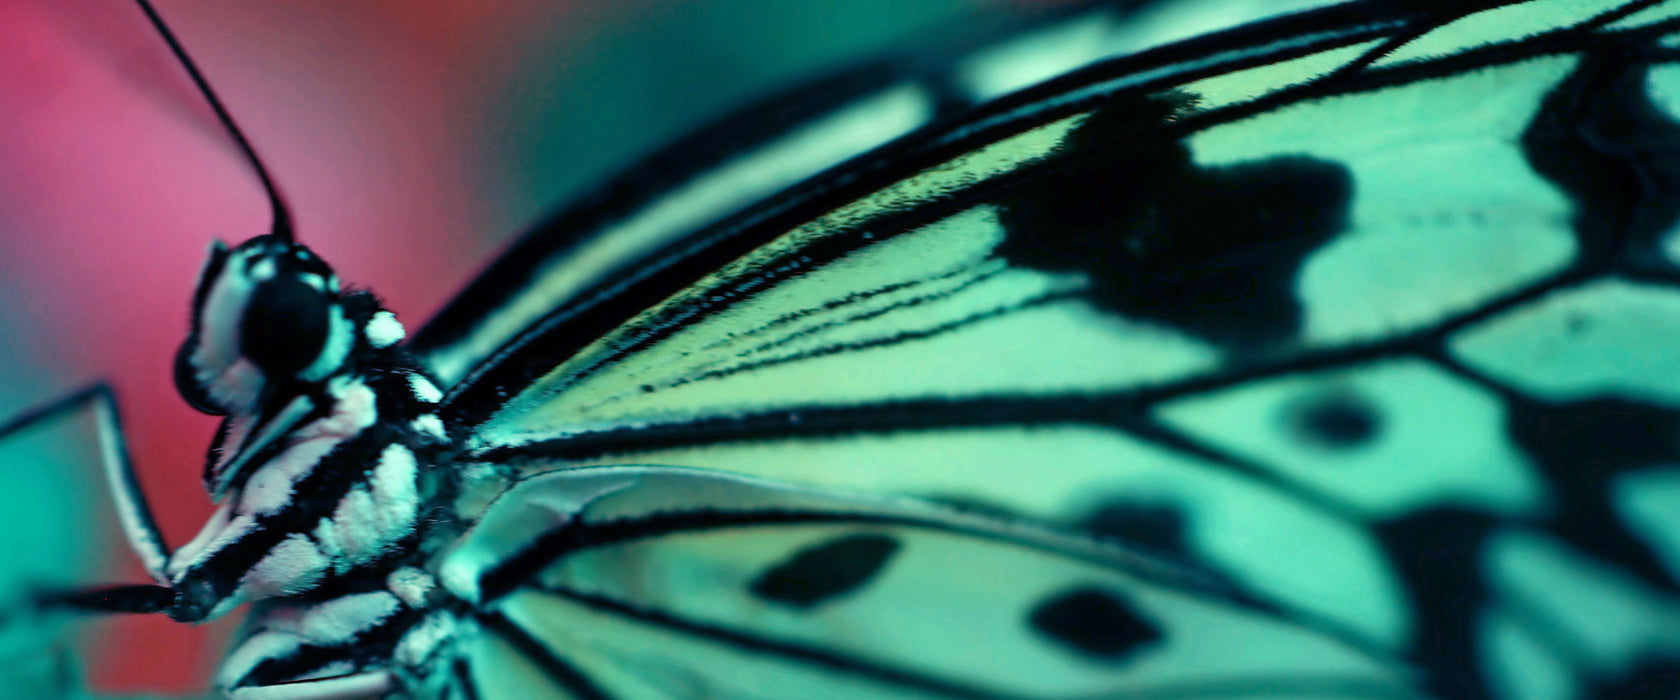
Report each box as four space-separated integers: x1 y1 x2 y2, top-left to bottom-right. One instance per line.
0 0 577 692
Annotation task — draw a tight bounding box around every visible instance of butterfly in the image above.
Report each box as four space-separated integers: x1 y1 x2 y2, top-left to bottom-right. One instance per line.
4 0 1680 698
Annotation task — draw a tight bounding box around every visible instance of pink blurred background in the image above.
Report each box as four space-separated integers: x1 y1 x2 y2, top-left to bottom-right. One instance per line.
0 0 1007 692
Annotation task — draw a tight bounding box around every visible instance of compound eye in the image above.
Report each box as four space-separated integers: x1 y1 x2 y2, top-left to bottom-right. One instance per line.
238 273 334 377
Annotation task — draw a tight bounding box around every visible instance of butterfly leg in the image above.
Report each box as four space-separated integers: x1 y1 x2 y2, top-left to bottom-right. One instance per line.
0 384 175 607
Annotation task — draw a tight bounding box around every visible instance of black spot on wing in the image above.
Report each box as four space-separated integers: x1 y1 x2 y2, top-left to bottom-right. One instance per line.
1507 397 1680 592
1285 390 1382 451
749 534 901 609
1083 499 1188 556
1027 586 1163 662
995 93 1353 347
1522 49 1680 270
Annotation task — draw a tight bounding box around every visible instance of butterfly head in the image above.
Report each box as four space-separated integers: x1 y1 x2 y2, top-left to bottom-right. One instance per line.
175 235 353 417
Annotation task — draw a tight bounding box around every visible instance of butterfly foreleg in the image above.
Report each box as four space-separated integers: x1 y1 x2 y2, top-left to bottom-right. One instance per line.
0 383 196 695
0 383 173 592
0 383 247 625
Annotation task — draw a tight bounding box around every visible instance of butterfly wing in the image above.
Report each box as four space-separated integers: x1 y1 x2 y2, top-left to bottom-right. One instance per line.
442 466 1420 699
408 0 1332 388
426 2 1680 699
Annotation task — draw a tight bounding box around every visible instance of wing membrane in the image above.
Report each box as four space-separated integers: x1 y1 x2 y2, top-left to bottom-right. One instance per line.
447 467 1419 700
433 2 1680 698
451 1 1675 438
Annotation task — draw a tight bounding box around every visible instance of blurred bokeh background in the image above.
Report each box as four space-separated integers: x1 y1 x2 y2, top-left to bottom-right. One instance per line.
0 0 1325 694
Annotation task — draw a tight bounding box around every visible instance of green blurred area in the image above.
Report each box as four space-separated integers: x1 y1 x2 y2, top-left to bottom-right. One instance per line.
486 0 993 237
0 407 124 698
474 0 1333 245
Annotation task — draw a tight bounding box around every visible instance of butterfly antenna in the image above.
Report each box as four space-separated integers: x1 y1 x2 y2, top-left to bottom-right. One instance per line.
135 0 294 242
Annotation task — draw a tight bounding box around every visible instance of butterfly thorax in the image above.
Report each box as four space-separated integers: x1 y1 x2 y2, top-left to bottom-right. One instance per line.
162 236 460 691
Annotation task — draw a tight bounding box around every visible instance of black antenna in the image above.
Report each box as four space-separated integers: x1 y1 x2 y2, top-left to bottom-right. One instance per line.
135 0 294 242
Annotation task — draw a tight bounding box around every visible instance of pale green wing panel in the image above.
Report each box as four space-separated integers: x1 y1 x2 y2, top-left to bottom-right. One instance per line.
444 467 1423 700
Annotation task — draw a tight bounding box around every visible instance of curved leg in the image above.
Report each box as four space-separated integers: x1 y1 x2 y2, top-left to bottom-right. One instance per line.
0 383 172 586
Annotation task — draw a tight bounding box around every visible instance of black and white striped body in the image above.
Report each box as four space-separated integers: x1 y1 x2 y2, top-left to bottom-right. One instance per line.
162 236 453 694
193 370 448 694
172 366 447 620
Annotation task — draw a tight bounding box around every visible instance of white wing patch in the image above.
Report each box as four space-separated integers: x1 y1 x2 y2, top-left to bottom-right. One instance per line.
1450 278 1680 403
1178 40 1380 110
1603 0 1680 32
